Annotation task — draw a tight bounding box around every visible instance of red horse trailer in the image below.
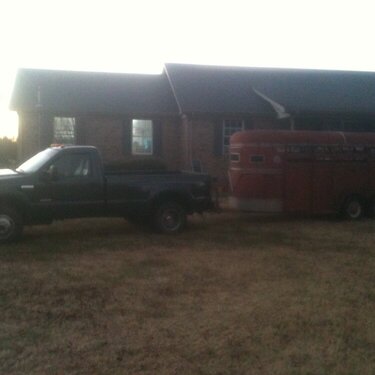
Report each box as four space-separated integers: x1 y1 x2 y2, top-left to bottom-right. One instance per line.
229 130 375 219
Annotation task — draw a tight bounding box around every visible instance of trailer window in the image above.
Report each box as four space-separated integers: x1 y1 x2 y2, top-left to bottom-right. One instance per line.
230 153 240 162
250 155 265 163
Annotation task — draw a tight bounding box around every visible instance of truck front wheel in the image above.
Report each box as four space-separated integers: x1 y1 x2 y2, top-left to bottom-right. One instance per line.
342 197 364 220
0 206 23 244
153 201 187 234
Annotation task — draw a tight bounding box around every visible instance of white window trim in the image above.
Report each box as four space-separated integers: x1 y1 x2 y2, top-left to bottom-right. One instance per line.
53 116 76 145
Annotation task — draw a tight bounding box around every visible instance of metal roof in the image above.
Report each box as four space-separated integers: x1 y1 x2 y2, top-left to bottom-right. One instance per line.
10 64 375 117
10 68 179 115
164 63 375 115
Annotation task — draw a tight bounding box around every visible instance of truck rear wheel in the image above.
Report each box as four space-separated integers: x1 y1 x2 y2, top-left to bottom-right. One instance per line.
153 201 187 234
342 197 364 220
0 206 23 244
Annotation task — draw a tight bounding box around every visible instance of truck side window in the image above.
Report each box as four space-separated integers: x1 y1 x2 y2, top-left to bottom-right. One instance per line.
48 154 91 179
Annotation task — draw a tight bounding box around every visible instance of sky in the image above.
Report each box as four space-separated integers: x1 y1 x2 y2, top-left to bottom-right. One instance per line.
1 0 375 139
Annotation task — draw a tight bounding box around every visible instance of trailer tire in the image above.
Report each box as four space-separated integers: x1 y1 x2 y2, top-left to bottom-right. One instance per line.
342 197 364 220
0 206 23 244
153 201 187 234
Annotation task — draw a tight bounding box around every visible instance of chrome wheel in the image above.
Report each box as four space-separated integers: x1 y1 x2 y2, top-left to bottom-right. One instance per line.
160 208 181 232
154 202 186 234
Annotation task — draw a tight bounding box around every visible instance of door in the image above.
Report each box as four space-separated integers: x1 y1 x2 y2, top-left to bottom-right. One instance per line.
33 152 104 219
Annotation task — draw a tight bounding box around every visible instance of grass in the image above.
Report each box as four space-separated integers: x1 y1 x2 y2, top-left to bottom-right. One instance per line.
1 212 375 374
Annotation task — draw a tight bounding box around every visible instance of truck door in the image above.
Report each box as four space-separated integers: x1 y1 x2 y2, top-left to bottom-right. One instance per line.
34 152 105 219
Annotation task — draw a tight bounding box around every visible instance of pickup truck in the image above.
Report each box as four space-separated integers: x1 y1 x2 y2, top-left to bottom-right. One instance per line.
0 145 215 243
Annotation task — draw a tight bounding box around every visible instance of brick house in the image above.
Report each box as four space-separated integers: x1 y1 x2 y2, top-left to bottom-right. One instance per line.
10 63 375 188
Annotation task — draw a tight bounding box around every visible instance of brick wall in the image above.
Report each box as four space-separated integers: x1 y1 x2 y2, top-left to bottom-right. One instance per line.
179 117 229 190
18 112 43 162
191 118 228 180
161 118 182 170
79 115 181 170
254 116 291 130
81 116 124 161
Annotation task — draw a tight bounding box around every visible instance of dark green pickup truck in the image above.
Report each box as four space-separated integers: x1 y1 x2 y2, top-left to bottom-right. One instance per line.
0 145 215 243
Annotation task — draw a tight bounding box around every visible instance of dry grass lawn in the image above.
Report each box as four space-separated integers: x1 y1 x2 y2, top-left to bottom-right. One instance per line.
1 212 375 374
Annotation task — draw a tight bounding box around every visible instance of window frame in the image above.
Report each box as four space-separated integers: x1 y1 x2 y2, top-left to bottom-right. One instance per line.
131 119 154 156
223 119 245 154
53 117 76 145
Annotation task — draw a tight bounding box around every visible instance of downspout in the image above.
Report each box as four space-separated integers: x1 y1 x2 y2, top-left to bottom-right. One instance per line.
180 113 192 170
164 65 190 169
36 85 42 149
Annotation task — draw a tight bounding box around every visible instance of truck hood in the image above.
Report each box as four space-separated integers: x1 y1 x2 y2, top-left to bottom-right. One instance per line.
0 169 18 176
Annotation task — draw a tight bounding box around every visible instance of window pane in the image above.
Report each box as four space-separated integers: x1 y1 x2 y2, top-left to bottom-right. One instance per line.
223 119 244 154
132 119 153 155
53 117 76 144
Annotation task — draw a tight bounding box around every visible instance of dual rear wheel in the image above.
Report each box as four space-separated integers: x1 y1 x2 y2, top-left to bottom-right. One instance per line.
153 201 187 234
127 201 187 234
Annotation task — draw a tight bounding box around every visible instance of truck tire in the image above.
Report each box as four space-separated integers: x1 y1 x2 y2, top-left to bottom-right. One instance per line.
153 201 187 234
0 206 23 244
342 197 364 220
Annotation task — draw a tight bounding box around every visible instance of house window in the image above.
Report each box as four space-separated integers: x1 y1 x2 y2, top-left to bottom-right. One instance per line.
53 117 76 144
132 119 153 155
223 119 244 153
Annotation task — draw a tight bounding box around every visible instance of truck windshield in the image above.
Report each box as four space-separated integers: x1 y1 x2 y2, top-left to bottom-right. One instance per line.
16 148 59 174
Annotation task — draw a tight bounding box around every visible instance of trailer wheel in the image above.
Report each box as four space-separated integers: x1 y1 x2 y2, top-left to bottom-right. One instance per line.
0 206 23 244
342 197 364 220
153 201 187 234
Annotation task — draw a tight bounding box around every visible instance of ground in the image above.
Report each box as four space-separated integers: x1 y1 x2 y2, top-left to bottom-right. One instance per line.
1 212 375 375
